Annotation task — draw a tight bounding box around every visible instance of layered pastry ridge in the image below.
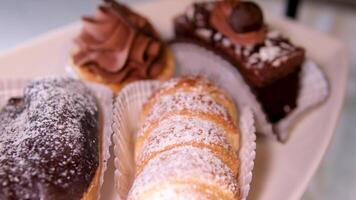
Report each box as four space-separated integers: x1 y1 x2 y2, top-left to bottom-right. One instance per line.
130 147 239 200
0 78 99 200
140 76 238 123
129 76 240 200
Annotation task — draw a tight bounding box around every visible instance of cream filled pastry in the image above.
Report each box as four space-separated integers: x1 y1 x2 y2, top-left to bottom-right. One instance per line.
129 76 240 199
71 0 174 93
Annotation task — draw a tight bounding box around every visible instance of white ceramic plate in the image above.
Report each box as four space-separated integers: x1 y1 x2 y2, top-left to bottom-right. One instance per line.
0 0 348 200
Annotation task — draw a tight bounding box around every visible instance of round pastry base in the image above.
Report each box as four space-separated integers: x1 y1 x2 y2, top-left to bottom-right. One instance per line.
70 48 175 94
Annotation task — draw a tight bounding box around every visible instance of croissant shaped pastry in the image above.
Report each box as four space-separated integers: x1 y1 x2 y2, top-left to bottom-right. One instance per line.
128 76 241 199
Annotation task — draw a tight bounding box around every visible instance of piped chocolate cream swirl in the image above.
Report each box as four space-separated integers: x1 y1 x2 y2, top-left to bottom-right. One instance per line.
73 2 166 83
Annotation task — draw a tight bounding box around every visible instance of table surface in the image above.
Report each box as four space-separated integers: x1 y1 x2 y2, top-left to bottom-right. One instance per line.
0 0 355 199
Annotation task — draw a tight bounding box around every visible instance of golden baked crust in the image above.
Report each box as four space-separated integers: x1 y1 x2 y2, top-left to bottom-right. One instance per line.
140 76 238 123
129 76 240 200
135 115 239 176
136 76 240 163
130 147 239 200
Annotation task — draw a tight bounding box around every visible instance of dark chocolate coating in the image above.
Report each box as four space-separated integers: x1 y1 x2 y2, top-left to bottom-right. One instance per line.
0 78 99 200
229 1 264 33
254 68 300 123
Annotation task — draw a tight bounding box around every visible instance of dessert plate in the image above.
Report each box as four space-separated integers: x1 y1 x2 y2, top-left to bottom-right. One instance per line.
0 0 348 199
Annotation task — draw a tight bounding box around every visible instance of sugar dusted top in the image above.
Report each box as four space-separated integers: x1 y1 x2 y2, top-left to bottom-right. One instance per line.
0 77 99 200
155 76 230 102
137 115 234 166
140 91 232 135
129 146 238 199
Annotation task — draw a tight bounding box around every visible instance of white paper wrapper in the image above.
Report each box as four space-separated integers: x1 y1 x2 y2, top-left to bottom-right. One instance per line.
171 43 329 142
0 77 113 200
112 80 256 200
65 62 79 79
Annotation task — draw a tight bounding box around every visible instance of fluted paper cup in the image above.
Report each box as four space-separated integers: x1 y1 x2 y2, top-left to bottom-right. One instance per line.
171 42 329 142
112 80 256 200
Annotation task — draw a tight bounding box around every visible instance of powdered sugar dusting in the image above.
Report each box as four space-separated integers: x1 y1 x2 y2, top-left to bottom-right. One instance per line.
137 115 233 166
0 77 99 199
155 76 230 103
141 91 231 134
158 77 181 91
129 146 238 199
158 76 206 92
130 76 239 199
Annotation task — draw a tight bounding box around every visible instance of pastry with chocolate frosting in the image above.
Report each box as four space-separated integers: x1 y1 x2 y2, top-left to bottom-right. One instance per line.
0 78 101 200
71 0 175 93
173 0 305 123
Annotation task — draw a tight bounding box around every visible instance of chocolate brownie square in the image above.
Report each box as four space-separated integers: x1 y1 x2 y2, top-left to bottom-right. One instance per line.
173 1 305 123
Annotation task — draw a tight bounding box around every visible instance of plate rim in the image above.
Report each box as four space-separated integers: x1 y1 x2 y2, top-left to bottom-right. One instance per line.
0 0 349 199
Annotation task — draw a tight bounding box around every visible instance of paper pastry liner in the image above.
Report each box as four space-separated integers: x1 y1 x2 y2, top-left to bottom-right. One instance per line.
171 42 329 142
112 80 256 200
65 61 79 79
0 77 113 200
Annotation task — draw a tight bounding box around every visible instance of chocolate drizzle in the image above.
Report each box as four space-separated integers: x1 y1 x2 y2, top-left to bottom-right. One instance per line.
0 78 99 200
73 1 166 83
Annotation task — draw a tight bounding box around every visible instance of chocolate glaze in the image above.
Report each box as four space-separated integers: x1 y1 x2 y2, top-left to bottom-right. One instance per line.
173 1 305 123
253 68 300 123
0 78 99 200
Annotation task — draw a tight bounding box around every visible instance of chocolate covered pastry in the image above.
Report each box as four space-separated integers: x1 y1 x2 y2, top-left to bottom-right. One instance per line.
0 78 101 200
71 0 175 93
173 1 305 123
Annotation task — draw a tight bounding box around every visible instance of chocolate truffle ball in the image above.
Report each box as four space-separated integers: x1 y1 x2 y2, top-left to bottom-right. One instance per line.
228 1 264 33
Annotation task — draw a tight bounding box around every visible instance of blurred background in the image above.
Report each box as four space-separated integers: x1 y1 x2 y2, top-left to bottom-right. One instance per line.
0 0 354 199
256 2 356 200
